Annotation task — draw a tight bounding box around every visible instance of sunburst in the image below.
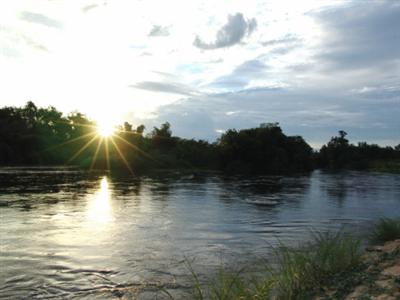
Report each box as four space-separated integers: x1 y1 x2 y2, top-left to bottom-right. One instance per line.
60 119 155 175
97 122 115 138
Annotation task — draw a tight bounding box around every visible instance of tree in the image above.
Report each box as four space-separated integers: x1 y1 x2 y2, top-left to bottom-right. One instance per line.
151 122 172 138
123 121 133 132
218 123 313 173
136 124 145 135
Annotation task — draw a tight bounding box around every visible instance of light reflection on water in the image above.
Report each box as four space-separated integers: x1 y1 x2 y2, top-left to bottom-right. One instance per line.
0 169 399 299
86 176 113 225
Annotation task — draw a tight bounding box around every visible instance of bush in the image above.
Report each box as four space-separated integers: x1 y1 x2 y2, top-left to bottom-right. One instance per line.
273 231 362 299
370 218 400 243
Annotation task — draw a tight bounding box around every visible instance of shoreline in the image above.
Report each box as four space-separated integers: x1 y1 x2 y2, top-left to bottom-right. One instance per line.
315 239 400 300
184 225 400 300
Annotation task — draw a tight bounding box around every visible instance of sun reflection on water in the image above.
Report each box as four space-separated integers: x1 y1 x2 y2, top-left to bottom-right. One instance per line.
87 176 113 225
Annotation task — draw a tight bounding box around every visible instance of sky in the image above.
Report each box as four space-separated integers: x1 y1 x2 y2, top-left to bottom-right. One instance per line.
0 0 399 148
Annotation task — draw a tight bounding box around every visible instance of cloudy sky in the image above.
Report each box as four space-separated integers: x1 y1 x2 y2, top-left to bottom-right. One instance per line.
0 0 399 147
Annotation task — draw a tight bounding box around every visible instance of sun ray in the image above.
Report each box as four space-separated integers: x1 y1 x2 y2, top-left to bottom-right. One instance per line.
109 137 134 175
42 132 96 153
105 138 111 171
112 134 158 163
56 119 97 130
118 130 143 137
67 135 98 164
90 138 103 171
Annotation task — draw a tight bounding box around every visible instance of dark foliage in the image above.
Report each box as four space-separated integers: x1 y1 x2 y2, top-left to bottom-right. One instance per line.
1 102 398 173
218 122 313 173
0 102 218 172
317 131 400 170
0 101 94 165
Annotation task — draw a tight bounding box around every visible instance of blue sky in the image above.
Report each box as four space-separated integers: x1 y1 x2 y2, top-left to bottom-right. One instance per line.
0 0 399 147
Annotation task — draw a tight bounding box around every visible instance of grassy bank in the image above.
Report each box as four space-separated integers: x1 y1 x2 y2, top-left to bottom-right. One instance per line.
370 218 400 243
369 160 400 174
181 219 400 300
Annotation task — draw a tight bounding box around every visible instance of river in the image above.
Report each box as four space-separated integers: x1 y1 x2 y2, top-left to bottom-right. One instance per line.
0 167 399 299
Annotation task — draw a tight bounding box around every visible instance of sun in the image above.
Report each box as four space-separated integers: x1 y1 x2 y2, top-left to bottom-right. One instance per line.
97 121 115 137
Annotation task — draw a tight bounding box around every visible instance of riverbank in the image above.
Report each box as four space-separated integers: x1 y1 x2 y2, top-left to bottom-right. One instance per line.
314 239 400 300
369 160 400 174
188 220 400 300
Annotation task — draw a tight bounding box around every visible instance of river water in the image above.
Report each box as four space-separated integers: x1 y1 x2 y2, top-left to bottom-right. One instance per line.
0 167 399 299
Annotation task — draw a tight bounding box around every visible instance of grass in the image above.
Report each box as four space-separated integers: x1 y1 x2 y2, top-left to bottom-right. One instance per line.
369 160 400 174
272 231 362 299
181 219 400 300
186 230 363 300
184 260 274 300
370 218 400 243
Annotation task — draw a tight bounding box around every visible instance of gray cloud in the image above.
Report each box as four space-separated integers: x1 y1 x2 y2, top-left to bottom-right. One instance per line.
148 25 170 37
129 81 196 96
194 13 257 49
82 4 99 13
211 59 268 89
269 45 297 56
261 35 300 47
19 11 62 29
312 1 400 71
352 84 400 100
285 63 314 73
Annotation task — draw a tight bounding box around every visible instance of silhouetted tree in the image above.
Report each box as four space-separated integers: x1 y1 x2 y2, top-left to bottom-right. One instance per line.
123 122 133 132
318 131 400 169
218 123 313 173
1 102 397 174
151 122 172 138
136 124 145 136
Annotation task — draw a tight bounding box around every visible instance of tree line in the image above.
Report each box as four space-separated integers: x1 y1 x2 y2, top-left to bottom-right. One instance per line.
0 102 399 173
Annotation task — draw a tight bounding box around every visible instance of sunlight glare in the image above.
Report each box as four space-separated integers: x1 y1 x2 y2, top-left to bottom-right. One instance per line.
97 121 115 137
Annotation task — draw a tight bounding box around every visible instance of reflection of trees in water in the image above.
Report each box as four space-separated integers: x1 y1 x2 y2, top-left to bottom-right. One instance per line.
217 175 284 203
2 169 313 213
103 175 144 208
318 171 379 206
220 176 282 195
280 175 312 197
217 173 311 209
320 171 388 206
148 178 172 198
145 171 211 200
218 174 283 196
325 174 348 205
1 170 217 210
0 170 98 194
110 175 142 197
0 170 104 210
243 176 284 194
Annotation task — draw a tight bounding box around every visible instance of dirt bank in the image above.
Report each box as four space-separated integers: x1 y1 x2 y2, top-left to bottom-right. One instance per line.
316 239 400 300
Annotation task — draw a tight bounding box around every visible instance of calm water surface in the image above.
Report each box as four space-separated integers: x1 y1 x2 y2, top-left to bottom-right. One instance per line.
0 167 399 299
